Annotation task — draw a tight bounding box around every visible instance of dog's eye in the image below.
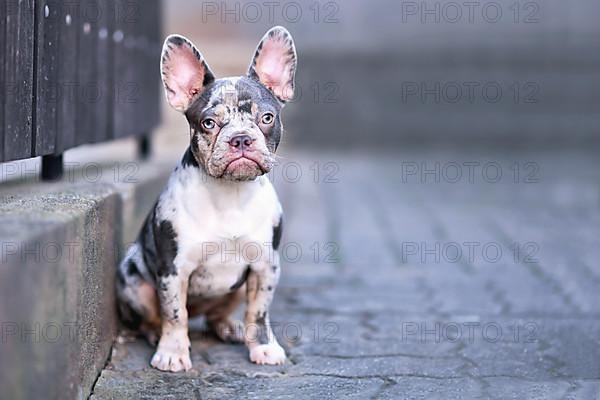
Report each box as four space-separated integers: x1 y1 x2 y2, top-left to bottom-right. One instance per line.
261 113 274 125
201 118 216 130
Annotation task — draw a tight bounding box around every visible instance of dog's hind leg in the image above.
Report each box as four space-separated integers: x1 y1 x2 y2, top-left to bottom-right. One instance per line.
202 289 245 343
116 246 161 345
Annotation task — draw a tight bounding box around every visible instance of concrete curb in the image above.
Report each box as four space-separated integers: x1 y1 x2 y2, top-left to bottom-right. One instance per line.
0 158 172 400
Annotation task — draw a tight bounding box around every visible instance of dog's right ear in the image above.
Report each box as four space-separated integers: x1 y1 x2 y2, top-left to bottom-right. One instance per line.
160 35 215 112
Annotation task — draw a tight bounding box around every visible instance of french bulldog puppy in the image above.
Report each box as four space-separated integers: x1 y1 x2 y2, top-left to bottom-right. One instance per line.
116 26 296 372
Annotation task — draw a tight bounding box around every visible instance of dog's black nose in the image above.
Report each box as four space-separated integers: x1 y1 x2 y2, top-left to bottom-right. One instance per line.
229 134 253 150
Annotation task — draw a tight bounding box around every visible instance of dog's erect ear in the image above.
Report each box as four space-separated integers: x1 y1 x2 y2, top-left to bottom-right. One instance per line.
248 26 297 103
161 35 215 112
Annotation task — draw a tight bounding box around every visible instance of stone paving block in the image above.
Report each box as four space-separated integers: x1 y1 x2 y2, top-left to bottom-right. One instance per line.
482 378 571 400
92 340 385 400
534 319 600 379
564 381 600 400
280 282 433 315
459 338 555 380
376 377 483 400
287 354 466 380
92 369 384 400
269 311 461 360
478 262 575 316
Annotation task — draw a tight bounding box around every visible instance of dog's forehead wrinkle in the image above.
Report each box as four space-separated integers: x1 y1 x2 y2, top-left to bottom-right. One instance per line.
198 76 281 115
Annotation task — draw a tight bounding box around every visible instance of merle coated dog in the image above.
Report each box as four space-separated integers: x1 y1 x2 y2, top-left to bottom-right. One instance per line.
116 26 296 372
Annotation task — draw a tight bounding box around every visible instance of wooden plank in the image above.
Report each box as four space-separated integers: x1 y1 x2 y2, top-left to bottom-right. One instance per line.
0 0 5 160
111 0 162 140
137 0 151 136
76 0 98 146
111 0 131 139
135 0 153 136
132 0 145 135
145 0 161 133
94 0 113 143
3 0 35 161
124 0 139 138
34 0 61 156
55 0 79 153
124 0 160 139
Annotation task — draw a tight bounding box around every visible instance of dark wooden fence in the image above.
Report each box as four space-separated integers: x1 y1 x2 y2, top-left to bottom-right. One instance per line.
1 0 161 178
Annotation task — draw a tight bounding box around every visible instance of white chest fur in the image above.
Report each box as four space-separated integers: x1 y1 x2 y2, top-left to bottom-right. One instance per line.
156 166 282 297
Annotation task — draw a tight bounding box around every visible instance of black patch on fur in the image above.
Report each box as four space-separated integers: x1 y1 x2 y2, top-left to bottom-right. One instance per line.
139 206 179 281
168 35 185 47
127 260 141 277
139 211 158 279
272 216 283 250
230 265 251 291
239 101 253 114
117 300 144 330
202 70 215 87
191 133 200 152
155 220 178 278
181 146 199 168
116 266 126 286
255 311 270 345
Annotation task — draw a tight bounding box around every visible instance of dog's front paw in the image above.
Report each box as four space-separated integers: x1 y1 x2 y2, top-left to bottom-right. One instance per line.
249 343 286 365
151 343 192 372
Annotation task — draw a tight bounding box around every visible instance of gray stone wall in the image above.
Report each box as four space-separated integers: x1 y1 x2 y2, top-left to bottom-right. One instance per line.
0 158 171 399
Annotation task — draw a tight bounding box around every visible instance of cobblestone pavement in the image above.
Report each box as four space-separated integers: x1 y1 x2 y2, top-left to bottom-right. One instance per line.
92 148 600 399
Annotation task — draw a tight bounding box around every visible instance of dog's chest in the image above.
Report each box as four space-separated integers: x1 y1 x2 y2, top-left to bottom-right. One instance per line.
159 169 280 297
187 254 247 297
184 215 264 297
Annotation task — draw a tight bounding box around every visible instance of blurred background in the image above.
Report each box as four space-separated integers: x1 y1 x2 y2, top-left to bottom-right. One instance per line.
2 0 600 398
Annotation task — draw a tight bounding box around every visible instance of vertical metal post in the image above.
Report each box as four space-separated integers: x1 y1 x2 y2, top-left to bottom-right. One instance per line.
138 135 152 160
41 153 64 181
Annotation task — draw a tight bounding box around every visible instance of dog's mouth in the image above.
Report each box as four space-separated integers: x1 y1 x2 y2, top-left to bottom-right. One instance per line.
225 155 259 170
222 153 268 179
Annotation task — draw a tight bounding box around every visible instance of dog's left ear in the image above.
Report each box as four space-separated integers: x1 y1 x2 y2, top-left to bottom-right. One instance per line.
161 34 215 112
248 26 297 103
